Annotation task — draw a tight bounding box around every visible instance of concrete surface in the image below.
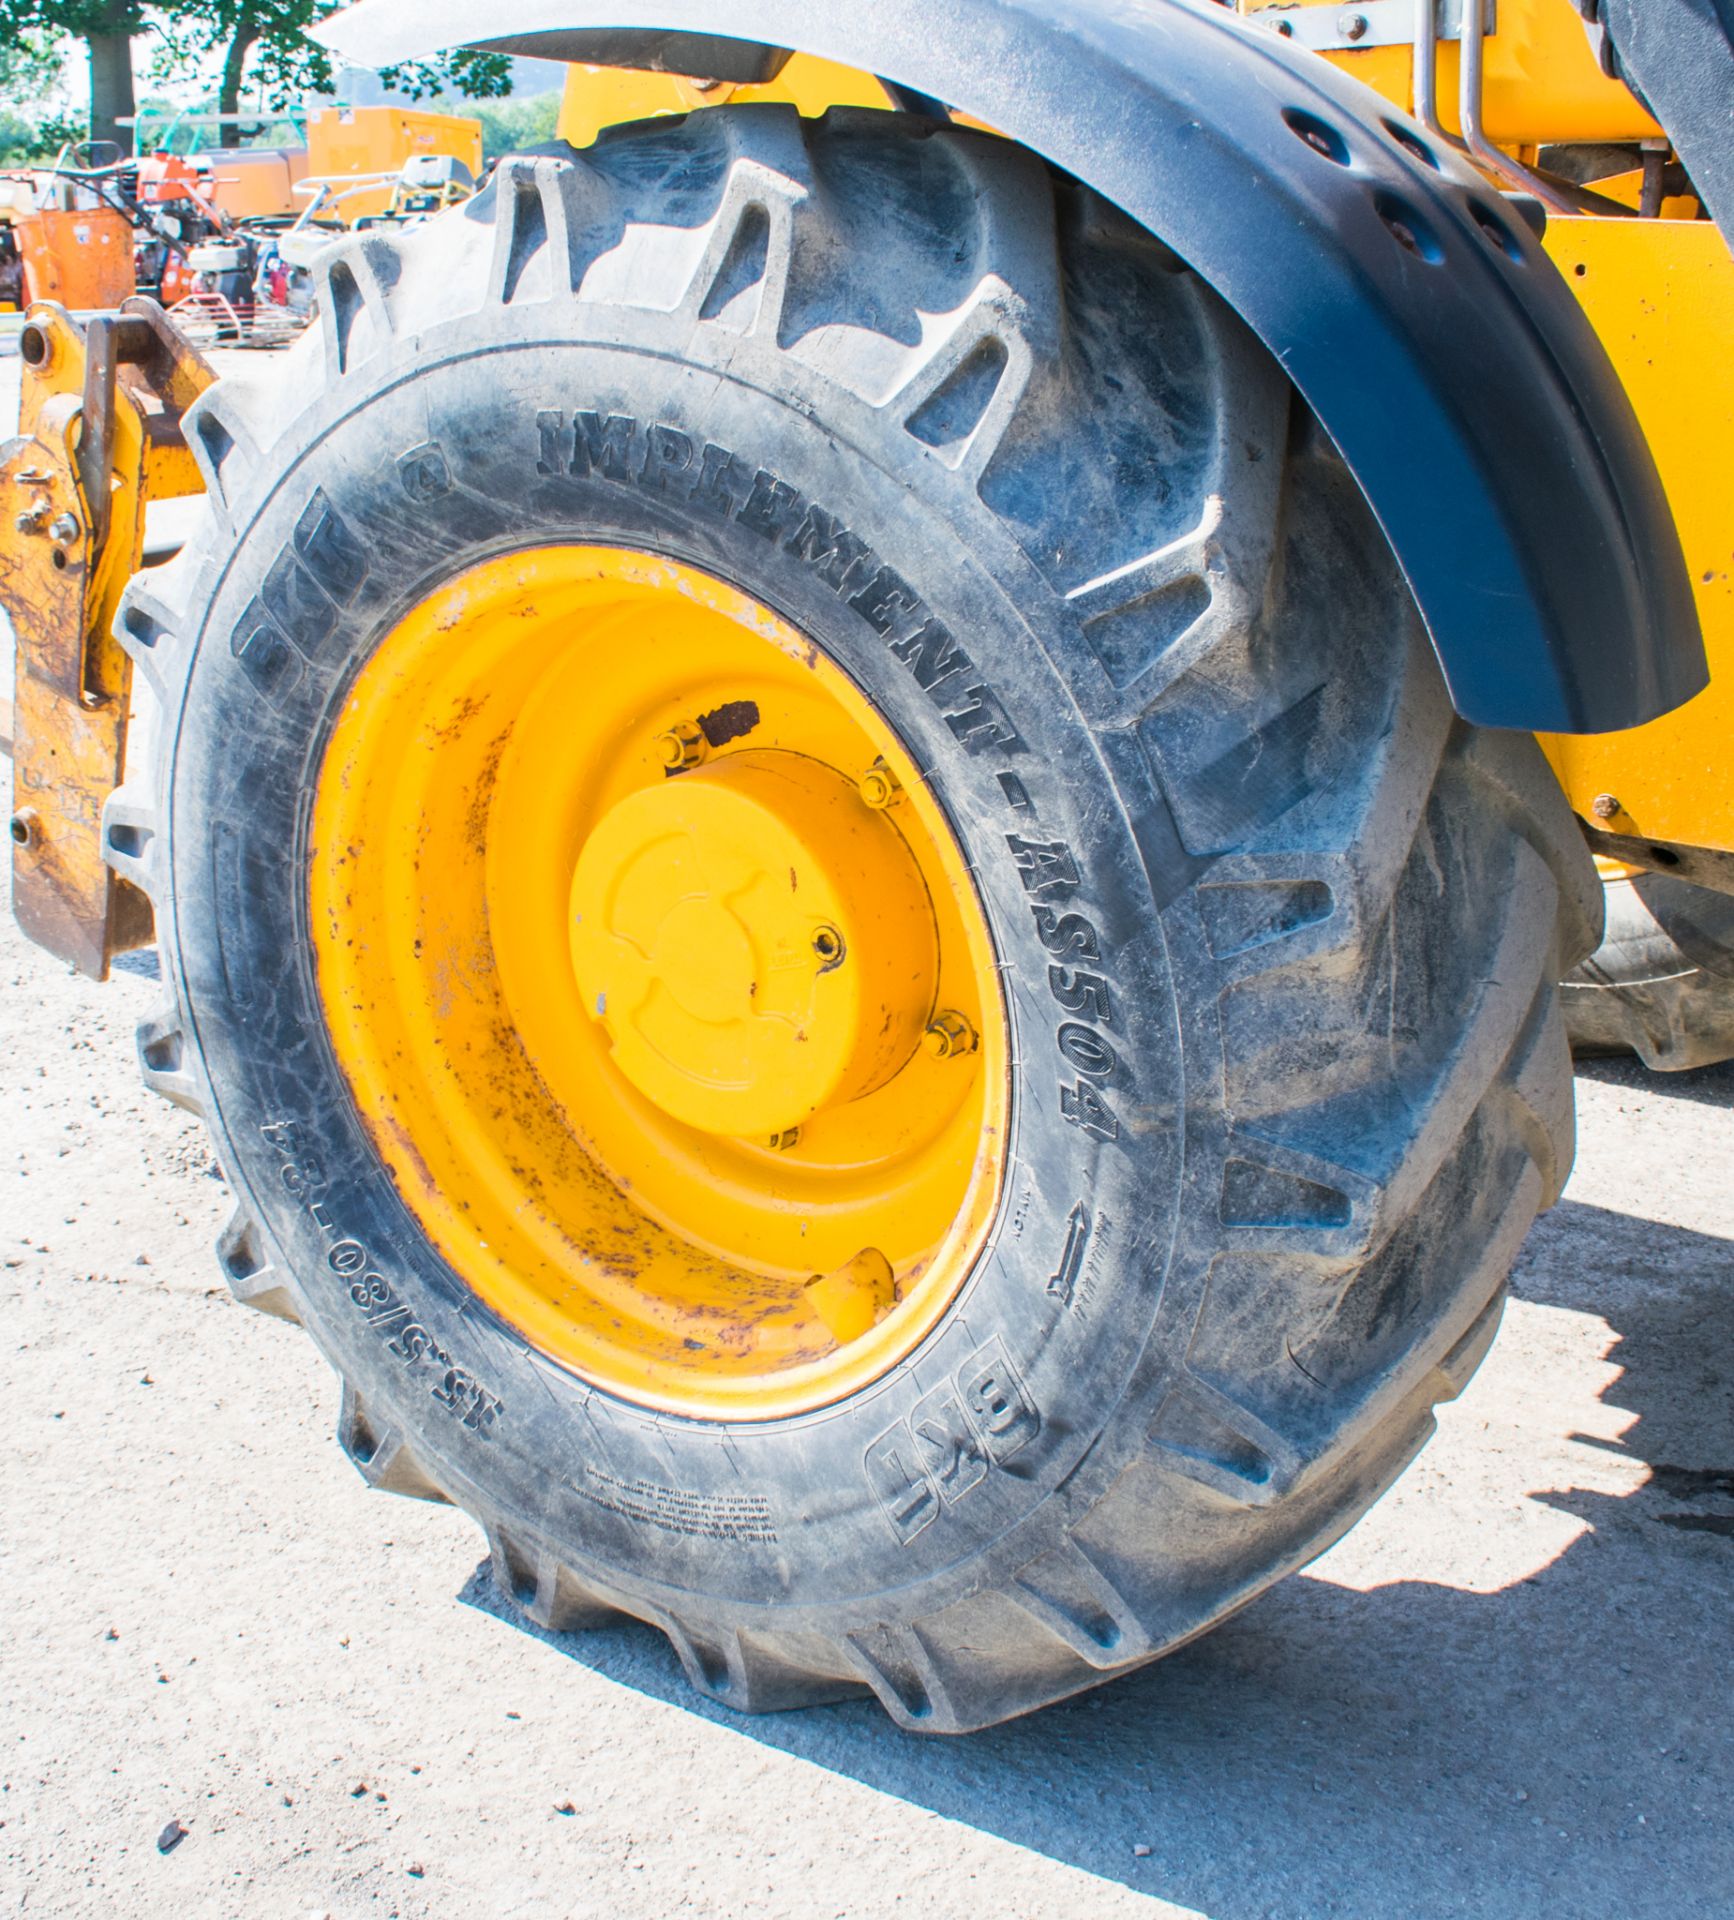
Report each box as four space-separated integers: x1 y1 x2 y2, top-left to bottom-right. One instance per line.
3 346 1732 1920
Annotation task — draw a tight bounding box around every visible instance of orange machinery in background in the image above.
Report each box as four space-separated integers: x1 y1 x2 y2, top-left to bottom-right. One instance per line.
132 104 484 228
136 145 311 224
0 104 482 313
0 178 134 312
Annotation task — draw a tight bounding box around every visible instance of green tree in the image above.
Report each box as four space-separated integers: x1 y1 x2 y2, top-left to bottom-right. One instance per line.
0 32 81 163
156 1 512 122
1 2 148 153
468 90 561 162
0 25 67 102
0 1 514 156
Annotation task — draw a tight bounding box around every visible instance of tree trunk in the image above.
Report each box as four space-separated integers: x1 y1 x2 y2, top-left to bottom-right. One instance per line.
219 31 260 123
85 32 137 157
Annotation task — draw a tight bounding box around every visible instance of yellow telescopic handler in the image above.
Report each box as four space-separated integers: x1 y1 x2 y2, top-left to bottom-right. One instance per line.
2 0 1729 1729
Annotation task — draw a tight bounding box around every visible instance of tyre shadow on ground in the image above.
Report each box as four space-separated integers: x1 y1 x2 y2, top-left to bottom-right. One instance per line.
461 1188 1734 1918
1574 1051 1734 1110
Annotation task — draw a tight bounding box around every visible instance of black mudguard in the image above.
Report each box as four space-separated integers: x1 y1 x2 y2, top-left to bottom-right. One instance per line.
321 0 1706 735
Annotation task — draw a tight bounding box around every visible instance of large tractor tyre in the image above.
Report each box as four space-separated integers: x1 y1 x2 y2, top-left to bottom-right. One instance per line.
108 108 1598 1732
1563 871 1734 1071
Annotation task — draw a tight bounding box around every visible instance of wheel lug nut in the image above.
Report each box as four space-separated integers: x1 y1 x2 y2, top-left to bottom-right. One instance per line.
654 721 707 771
858 758 902 810
922 1010 978 1060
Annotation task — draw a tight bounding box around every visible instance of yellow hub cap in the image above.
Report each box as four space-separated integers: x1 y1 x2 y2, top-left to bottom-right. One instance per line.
310 547 1007 1419
570 751 938 1139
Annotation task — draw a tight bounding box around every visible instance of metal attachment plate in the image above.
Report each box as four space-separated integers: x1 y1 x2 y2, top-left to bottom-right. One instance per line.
1248 0 1491 51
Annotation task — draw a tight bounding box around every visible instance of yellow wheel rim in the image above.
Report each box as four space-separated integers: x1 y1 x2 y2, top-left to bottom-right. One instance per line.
310 547 1009 1419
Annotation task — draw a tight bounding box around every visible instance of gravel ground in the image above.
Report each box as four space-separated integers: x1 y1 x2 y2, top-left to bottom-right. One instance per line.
3 346 1732 1920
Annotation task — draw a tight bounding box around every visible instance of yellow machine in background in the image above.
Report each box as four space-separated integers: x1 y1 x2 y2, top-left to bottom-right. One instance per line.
304 104 484 220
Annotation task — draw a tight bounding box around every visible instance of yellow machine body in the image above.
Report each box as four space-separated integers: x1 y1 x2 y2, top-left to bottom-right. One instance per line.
3 5 1730 984
556 55 898 147
1535 220 1734 857
1239 0 1661 144
1 303 212 976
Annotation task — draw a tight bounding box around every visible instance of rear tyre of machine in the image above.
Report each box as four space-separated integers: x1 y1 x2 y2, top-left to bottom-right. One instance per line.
1564 870 1734 1071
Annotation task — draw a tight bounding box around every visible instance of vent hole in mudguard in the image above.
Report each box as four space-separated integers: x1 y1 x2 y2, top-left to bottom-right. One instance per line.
1470 200 1527 263
1282 108 1351 167
1374 191 1444 264
1382 119 1438 169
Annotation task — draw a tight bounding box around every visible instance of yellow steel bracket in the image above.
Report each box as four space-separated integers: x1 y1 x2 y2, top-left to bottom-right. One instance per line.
0 299 212 979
